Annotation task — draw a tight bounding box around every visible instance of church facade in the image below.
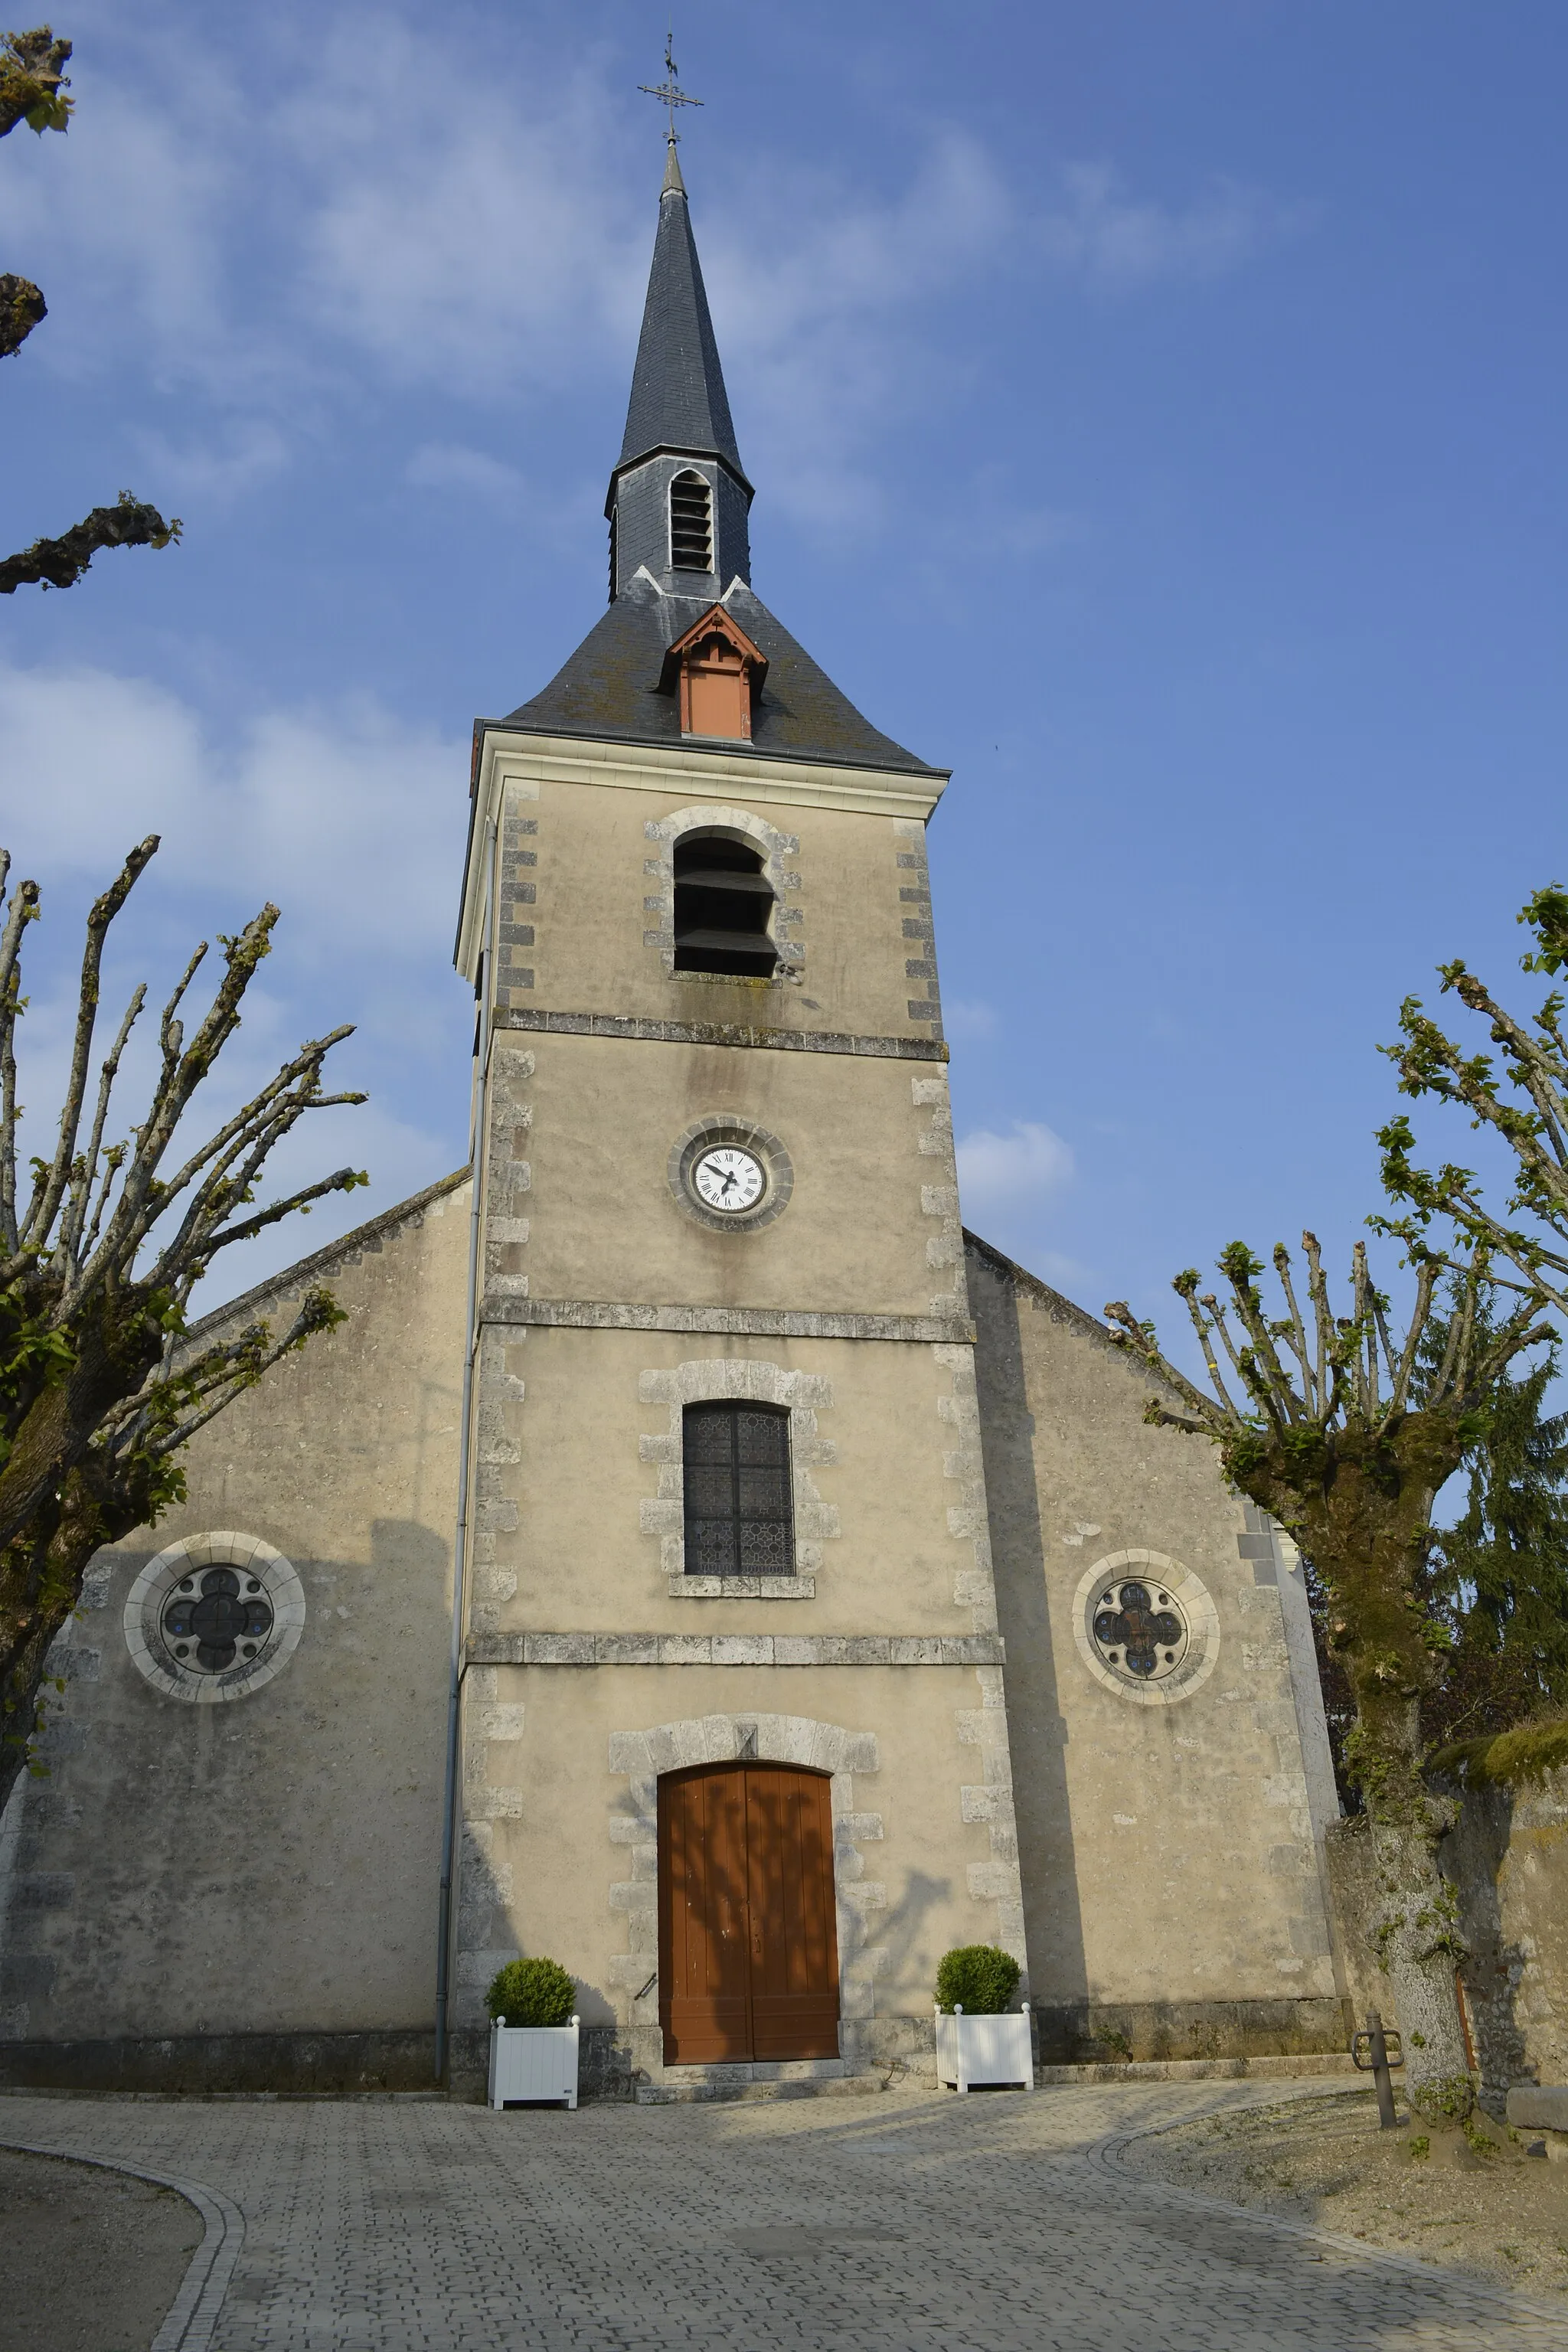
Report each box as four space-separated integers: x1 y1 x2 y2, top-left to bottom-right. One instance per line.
0 147 1346 2099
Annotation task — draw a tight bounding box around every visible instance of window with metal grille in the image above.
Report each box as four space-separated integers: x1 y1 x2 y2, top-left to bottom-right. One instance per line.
673 833 776 977
669 470 714 572
682 1403 794 1576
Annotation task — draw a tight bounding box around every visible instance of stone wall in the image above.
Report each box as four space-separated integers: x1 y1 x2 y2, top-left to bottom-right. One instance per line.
968 1233 1346 2064
0 1176 469 2092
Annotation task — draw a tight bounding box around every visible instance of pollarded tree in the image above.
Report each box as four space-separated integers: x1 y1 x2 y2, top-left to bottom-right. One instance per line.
2 28 181 592
1104 1234 1549 2130
0 839 368 1815
1305 1296 1568 1792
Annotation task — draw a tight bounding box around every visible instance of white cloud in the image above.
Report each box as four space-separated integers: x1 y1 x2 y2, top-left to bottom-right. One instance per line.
129 420 290 509
0 56 237 384
0 664 463 962
406 442 528 508
1 6 1304 532
0 659 471 1302
284 21 645 398
943 998 998 1041
956 1120 1076 1217
1037 162 1302 286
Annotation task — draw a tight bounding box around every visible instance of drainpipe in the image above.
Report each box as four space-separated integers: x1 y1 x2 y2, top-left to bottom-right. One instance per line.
435 814 497 2082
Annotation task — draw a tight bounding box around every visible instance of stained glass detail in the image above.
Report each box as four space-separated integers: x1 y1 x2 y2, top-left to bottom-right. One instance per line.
1090 1579 1188 1682
684 1403 794 1576
162 1566 274 1673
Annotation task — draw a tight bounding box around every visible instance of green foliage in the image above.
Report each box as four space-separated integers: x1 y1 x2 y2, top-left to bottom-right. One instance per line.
1302 1285 1568 1802
1411 2070 1475 2126
934 1944 1021 2015
1518 883 1568 978
0 28 73 139
1427 1714 1568 1789
1378 884 1568 1323
485 1957 577 2028
1419 1318 1568 1746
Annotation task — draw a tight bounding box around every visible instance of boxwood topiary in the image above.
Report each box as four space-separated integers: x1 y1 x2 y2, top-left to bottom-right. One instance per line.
485 1957 577 2027
935 1944 1022 2015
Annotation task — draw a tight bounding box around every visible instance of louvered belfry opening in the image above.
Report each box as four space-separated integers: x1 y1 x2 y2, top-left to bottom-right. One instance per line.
669 469 714 572
683 1402 794 1576
673 833 776 977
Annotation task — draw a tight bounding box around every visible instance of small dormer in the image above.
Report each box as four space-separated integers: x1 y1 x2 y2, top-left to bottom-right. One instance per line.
663 605 768 742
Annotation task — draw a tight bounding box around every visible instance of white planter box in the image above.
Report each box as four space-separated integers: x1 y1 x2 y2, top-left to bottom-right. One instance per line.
935 2003 1034 2092
488 2015 580 2110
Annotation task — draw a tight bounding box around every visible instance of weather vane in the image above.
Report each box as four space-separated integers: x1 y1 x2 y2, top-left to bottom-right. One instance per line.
639 25 701 144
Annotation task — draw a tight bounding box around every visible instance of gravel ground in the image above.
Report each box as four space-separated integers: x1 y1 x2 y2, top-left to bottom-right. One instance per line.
0 2144 203 2352
1124 2088 1568 2304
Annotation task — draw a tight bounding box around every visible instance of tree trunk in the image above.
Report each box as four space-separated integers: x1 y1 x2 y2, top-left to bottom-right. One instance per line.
0 1296 166 1814
1367 1805 1472 2124
0 1452 165 1819
1243 1423 1475 2125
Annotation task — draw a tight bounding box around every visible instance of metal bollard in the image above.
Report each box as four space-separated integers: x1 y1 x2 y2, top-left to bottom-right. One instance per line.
1351 2008 1402 2128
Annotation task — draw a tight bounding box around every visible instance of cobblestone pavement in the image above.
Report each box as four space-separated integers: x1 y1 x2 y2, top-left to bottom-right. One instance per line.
2 2081 1563 2350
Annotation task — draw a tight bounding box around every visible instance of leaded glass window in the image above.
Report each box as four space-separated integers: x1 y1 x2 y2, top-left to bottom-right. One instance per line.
682 1402 794 1576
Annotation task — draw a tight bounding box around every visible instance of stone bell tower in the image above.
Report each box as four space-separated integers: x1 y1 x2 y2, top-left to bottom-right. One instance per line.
445 135 1027 2093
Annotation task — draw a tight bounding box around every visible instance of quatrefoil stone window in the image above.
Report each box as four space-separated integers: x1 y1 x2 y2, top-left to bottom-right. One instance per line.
124 1532 305 1705
1071 1550 1220 1707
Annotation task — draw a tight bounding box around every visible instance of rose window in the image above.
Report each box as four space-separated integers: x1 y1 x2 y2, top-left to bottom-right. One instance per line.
1091 1577 1189 1683
162 1566 274 1674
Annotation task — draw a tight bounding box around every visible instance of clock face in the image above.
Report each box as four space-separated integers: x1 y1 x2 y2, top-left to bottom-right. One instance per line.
691 1145 766 1214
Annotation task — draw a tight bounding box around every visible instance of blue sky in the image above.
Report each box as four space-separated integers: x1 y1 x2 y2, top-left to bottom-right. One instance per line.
2 0 1564 1367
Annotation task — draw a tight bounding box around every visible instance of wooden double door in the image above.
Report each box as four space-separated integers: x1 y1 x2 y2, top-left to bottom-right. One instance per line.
658 1762 841 2064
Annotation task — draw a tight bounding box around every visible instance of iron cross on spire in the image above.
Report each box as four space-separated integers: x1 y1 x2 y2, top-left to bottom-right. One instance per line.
639 26 701 143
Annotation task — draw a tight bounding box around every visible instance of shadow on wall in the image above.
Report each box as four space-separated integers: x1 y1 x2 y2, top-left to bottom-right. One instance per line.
969 1260 1089 2020
870 1867 952 2004
0 1514 452 2094
1432 1771 1566 2108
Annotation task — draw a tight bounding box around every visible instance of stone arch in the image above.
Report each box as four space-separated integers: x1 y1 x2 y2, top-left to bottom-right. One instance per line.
642 805 803 980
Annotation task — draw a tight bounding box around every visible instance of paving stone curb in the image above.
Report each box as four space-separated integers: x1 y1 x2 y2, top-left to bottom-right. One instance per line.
0 2132 245 2352
1091 2083 1568 2337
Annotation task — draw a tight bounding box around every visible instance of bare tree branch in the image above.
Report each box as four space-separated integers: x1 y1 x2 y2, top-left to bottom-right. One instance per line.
0 272 45 360
0 840 368 1815
0 493 182 595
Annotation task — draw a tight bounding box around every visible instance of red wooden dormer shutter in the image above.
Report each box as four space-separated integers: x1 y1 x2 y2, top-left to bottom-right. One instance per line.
665 605 768 742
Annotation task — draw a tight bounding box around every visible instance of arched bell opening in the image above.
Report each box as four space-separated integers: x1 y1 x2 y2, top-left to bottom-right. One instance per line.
668 469 714 573
672 828 777 977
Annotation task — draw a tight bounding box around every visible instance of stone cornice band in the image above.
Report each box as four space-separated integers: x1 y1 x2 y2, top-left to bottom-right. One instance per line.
480 1295 976 1343
494 1006 948 1062
466 1632 1005 1667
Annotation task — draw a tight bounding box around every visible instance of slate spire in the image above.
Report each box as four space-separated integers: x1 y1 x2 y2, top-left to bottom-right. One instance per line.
618 139 746 482
606 142 753 599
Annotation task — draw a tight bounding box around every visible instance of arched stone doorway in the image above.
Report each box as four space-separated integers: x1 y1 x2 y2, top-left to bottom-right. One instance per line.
658 1760 841 2064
